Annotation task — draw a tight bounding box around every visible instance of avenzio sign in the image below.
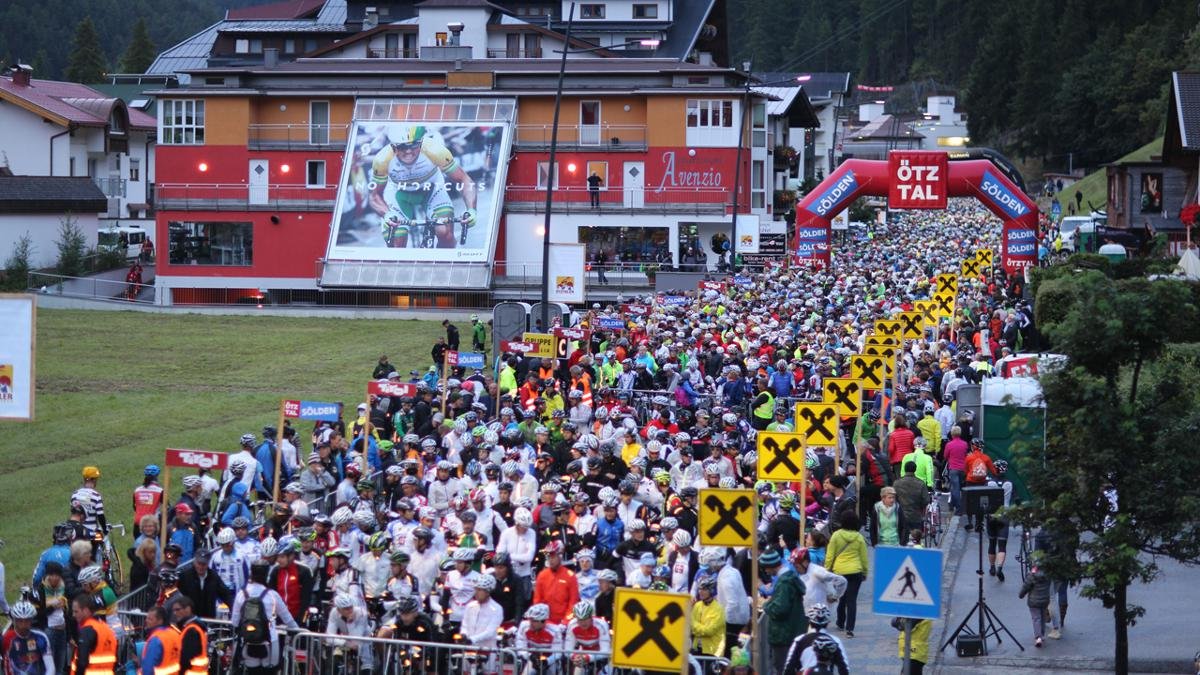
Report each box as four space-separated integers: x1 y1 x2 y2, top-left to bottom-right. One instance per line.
656 151 726 192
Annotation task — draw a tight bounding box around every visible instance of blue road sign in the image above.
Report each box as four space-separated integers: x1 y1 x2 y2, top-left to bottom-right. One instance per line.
873 546 943 619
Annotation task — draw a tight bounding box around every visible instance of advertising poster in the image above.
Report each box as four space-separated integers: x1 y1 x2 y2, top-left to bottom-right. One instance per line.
547 243 586 304
0 295 35 421
328 121 510 262
1140 173 1163 213
735 214 761 254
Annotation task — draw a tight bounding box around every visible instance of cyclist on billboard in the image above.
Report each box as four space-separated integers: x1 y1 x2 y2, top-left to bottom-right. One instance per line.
369 125 478 249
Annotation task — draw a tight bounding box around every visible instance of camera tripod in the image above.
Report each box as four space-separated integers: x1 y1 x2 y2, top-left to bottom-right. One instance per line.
940 497 1024 655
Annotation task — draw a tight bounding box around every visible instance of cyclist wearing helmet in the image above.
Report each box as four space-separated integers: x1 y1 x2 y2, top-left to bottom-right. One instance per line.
459 573 503 652
887 414 917 478
354 531 392 600
692 575 725 656
985 459 1014 581
33 525 74 585
72 466 107 535
5 600 54 674
963 438 998 530
133 464 164 524
325 592 373 670
231 562 300 672
377 593 436 655
782 603 849 675
565 600 610 669
211 527 250 592
267 538 314 619
900 435 936 490
515 603 563 670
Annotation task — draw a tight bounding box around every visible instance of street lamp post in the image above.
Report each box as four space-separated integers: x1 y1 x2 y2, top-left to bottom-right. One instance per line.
540 2 575 330
728 60 752 274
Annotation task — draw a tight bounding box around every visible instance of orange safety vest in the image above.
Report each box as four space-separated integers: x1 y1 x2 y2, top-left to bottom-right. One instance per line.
143 625 182 675
177 620 210 675
73 617 118 675
571 376 593 408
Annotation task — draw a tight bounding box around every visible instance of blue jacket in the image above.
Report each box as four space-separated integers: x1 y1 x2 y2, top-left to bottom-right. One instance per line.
255 440 291 495
169 527 195 562
33 544 71 584
594 517 624 556
769 371 793 398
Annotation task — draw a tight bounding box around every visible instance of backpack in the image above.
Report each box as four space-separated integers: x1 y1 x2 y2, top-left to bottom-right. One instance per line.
967 454 989 482
237 589 270 644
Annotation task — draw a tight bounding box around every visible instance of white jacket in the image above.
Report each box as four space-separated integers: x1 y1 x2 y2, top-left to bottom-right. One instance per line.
460 598 504 647
231 583 299 644
325 605 374 669
800 563 847 609
496 526 537 577
717 565 750 624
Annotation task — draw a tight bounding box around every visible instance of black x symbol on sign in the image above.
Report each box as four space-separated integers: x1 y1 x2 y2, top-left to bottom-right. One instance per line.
855 357 884 386
827 381 860 411
704 494 752 540
799 406 838 442
918 304 935 323
762 436 803 474
622 599 684 660
938 275 958 292
899 313 923 336
978 250 993 264
878 322 901 336
934 294 954 314
963 260 980 276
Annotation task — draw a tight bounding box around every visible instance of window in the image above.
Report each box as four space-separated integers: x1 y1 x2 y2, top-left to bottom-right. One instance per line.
752 160 765 209
69 157 76 176
686 100 734 128
586 161 608 190
129 158 140 182
160 99 205 145
580 4 605 18
304 39 317 52
752 103 767 147
234 39 263 54
523 33 542 57
167 221 253 266
87 158 97 178
578 226 669 264
284 39 296 54
306 160 326 188
310 101 330 145
435 32 448 46
633 4 658 18
536 161 558 190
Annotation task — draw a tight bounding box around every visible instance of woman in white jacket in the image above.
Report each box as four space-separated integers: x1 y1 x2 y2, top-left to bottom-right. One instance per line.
793 547 848 611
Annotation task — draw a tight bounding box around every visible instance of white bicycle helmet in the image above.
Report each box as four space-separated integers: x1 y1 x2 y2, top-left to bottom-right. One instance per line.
78 565 104 585
259 537 278 557
513 507 533 527
475 574 497 592
334 593 355 610
215 528 236 545
524 603 550 621
9 601 37 620
331 507 354 526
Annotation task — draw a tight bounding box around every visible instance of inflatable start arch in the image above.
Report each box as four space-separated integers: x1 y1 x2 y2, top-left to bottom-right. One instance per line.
793 151 1039 273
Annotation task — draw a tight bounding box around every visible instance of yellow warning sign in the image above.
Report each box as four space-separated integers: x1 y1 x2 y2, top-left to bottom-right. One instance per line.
897 311 925 339
612 588 691 672
794 402 840 446
824 377 863 417
936 274 958 294
756 431 807 481
852 354 887 389
698 488 756 547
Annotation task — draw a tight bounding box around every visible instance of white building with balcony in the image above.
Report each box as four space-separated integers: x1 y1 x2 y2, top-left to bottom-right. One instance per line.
0 65 157 238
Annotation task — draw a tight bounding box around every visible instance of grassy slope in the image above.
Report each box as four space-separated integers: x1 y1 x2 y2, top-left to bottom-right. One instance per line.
0 309 443 592
1055 137 1164 215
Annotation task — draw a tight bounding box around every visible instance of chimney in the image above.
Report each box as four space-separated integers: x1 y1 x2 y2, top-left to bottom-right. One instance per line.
447 22 464 46
263 48 279 68
364 6 379 30
11 64 32 86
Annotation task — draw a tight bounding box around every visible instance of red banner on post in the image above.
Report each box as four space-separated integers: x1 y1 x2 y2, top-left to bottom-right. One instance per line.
165 449 228 471
697 280 726 292
500 340 537 354
367 381 417 397
553 326 590 341
888 151 948 210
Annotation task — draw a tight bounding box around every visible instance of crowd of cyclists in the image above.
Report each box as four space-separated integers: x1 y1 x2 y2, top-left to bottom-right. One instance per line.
5 201 1046 674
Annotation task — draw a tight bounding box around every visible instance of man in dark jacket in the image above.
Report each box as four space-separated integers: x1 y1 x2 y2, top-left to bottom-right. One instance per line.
893 462 930 532
762 550 805 674
177 550 234 618
442 320 460 350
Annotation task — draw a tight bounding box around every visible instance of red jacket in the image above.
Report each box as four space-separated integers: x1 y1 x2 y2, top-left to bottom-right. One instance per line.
887 428 915 465
533 565 580 624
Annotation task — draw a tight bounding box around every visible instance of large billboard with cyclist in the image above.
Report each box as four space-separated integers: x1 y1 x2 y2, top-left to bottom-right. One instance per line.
327 121 509 262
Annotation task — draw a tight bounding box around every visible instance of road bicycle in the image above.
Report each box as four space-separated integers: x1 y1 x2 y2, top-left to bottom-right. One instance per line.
97 523 126 593
382 211 472 249
1015 525 1035 582
922 499 943 549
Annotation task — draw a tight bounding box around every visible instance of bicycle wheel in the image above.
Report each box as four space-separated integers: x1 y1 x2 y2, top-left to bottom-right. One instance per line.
932 502 944 547
106 541 124 592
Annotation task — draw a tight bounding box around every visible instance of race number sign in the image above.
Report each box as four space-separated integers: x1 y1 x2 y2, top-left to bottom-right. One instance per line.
888 151 948 210
165 449 228 471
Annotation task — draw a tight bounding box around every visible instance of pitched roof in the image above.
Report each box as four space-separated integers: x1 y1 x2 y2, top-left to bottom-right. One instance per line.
0 75 155 130
1174 72 1200 150
850 114 924 140
753 85 820 127
226 0 326 20
755 71 851 100
0 176 107 213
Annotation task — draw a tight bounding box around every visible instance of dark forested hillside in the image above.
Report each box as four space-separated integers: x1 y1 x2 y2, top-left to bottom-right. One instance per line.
0 0 260 81
731 0 1200 168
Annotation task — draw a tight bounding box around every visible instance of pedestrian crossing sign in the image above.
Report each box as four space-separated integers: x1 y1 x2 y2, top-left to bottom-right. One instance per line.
873 546 943 619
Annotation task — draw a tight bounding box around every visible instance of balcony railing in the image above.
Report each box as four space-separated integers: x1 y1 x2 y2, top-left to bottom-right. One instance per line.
247 124 350 150
487 48 544 58
93 177 128 198
366 47 420 59
155 183 337 211
504 185 730 216
513 124 647 150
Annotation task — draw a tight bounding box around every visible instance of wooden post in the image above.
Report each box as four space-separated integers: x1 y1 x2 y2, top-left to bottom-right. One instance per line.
362 383 371 476
440 351 450 416
855 442 864 512
798 464 807 551
272 400 286 506
160 464 170 551
750 490 760 668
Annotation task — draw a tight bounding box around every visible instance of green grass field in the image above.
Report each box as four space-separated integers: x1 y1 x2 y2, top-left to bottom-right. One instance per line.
1049 137 1163 215
0 309 442 594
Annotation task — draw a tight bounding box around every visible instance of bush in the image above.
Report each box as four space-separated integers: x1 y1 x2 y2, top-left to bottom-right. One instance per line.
55 215 88 277
93 247 127 273
2 232 33 291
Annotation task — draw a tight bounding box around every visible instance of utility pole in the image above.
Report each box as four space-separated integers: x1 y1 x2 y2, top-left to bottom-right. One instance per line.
540 2 574 329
